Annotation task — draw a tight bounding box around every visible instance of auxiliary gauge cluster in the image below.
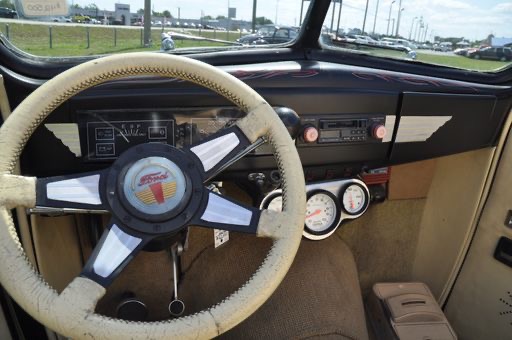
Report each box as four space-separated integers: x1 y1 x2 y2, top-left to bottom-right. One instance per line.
260 179 370 240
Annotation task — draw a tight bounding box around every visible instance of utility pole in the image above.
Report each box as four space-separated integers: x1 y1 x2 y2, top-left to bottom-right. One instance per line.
299 0 305 26
372 0 380 35
275 0 279 25
143 0 151 47
408 17 416 40
252 0 257 33
336 0 343 35
386 0 395 36
416 17 423 42
413 19 419 41
395 0 402 37
330 0 336 32
362 0 369 34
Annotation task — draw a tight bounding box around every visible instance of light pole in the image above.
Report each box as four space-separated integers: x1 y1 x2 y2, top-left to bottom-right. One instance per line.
143 0 151 47
395 6 404 37
275 0 279 25
416 17 423 42
336 0 343 35
330 0 336 33
408 16 417 40
413 18 419 42
252 0 257 33
372 0 380 35
362 0 370 34
386 0 395 36
299 0 305 26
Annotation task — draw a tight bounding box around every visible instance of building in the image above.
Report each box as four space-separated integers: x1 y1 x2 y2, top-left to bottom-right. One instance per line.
491 37 512 47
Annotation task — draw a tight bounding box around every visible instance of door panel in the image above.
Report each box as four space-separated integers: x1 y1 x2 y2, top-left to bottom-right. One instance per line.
445 113 512 340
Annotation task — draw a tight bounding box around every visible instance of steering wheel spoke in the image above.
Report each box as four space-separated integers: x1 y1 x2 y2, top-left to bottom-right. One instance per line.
185 125 252 181
189 187 261 234
34 169 109 214
80 219 153 287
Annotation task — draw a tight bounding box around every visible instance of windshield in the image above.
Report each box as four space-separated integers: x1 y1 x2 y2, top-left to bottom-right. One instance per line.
320 0 512 72
0 0 304 57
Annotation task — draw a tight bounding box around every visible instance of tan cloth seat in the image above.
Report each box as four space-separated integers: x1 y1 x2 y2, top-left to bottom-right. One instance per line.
180 230 368 340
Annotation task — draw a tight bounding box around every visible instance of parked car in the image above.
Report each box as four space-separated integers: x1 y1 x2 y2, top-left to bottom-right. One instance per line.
72 14 91 23
236 25 298 45
0 7 16 18
353 35 378 45
434 42 453 52
467 47 512 61
51 16 72 23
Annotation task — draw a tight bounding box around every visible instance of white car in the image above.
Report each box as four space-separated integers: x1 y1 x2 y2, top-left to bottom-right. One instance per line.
51 16 71 23
354 35 378 45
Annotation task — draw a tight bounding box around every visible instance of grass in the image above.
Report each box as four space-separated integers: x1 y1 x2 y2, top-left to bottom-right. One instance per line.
361 47 510 72
415 52 510 72
0 21 244 57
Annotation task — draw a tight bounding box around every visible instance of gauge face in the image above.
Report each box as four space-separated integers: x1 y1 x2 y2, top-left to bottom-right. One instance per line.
305 192 339 233
342 184 367 215
266 195 283 212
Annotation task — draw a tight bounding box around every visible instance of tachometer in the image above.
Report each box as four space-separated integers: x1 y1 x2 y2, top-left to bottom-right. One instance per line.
341 183 368 215
304 190 341 235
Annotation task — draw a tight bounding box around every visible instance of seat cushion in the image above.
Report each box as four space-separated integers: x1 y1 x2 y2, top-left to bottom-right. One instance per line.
179 229 368 340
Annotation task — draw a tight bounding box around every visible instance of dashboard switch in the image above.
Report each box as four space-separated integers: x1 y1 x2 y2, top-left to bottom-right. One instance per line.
370 124 387 140
303 126 319 143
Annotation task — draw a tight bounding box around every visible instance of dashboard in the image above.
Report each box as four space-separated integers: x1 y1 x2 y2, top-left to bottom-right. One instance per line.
18 60 511 185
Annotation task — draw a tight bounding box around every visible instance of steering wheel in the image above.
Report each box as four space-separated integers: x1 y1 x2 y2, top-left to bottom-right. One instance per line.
0 53 306 338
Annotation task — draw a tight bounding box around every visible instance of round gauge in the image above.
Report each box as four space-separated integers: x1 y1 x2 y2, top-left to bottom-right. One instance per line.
341 183 369 215
304 190 341 235
260 192 283 212
266 194 283 212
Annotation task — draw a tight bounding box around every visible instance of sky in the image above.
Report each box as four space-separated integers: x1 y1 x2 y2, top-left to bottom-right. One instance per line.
70 0 512 41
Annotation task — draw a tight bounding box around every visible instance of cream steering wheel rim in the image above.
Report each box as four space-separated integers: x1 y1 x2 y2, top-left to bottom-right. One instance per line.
0 53 306 339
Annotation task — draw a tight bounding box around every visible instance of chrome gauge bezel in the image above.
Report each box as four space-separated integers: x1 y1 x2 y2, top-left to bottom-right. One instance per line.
340 182 370 216
260 178 370 241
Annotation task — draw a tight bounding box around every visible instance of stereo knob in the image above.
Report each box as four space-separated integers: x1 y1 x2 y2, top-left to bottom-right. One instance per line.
303 126 319 143
370 124 386 140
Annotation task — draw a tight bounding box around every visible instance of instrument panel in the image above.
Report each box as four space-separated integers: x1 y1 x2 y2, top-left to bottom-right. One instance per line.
77 107 263 162
261 179 370 240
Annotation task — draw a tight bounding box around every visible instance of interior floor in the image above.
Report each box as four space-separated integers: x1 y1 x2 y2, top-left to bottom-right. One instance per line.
38 182 427 339
337 198 426 296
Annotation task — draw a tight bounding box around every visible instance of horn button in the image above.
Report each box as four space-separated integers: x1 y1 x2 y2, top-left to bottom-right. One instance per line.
104 143 203 235
123 157 187 216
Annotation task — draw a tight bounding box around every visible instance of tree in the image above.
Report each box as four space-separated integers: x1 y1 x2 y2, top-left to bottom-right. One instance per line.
255 16 273 25
216 15 226 20
486 34 494 45
203 15 213 20
137 8 144 14
162 10 171 18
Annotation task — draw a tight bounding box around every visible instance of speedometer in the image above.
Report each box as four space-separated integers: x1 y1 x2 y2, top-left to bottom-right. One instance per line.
304 190 341 235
